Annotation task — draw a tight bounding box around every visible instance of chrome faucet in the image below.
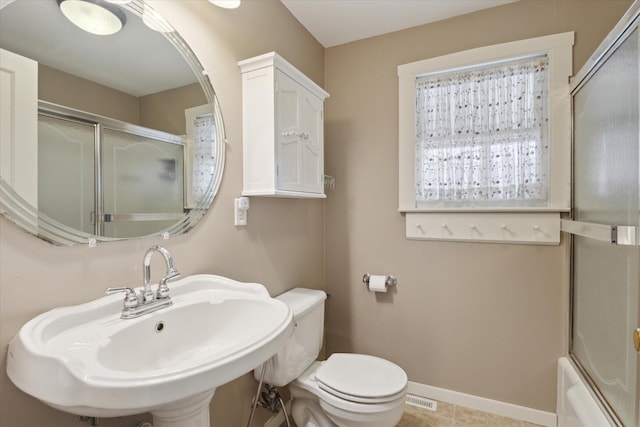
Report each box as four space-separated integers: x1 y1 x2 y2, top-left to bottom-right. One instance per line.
143 245 180 302
106 245 180 319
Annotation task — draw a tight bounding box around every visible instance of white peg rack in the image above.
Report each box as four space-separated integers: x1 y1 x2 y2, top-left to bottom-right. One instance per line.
406 212 560 245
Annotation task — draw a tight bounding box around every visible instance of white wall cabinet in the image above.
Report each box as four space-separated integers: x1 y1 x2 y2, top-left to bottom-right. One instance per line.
239 52 329 198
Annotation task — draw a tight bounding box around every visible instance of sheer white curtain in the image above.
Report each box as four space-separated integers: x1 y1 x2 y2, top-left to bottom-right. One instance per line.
191 115 216 205
415 55 549 206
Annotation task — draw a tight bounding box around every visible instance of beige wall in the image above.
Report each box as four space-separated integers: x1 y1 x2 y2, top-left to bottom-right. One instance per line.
139 83 207 135
39 65 206 135
324 0 631 413
39 64 141 124
0 1 324 426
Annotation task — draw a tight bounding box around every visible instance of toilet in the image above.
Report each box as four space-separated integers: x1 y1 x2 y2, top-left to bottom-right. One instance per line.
255 288 408 427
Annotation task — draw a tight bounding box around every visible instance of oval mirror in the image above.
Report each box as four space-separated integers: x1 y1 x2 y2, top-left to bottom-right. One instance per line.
0 0 225 245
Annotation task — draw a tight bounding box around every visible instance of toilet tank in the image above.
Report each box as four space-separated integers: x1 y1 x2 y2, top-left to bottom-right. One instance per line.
255 288 326 386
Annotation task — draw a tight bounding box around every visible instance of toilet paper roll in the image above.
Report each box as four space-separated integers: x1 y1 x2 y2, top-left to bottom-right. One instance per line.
368 275 388 293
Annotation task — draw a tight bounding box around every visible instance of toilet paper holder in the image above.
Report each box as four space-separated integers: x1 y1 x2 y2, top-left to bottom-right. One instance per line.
362 273 397 289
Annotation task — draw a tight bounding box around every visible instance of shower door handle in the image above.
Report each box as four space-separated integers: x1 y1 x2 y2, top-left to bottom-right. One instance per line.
634 329 640 353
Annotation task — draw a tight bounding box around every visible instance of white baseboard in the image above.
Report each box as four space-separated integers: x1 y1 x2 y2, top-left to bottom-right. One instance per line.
408 381 557 427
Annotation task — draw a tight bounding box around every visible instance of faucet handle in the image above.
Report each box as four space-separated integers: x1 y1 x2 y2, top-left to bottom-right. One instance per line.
157 270 180 299
105 287 140 309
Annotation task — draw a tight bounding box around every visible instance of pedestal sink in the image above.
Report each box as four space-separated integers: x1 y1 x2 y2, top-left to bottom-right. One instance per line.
6 274 294 427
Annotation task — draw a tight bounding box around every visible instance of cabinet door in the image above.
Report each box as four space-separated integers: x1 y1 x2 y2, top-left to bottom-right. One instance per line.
301 90 324 193
275 70 303 192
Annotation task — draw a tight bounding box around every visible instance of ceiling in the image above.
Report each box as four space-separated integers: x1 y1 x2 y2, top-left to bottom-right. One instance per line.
0 0 520 97
0 0 196 97
280 0 519 47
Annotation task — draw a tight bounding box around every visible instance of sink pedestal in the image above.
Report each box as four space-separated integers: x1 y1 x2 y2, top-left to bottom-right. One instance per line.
151 390 215 427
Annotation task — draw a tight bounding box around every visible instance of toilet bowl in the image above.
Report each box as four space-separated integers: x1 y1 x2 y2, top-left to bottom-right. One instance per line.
255 288 408 427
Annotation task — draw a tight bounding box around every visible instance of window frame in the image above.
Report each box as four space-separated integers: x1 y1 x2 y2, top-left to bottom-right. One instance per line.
398 32 574 213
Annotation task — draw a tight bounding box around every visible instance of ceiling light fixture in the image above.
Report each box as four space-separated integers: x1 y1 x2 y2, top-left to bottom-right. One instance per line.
57 0 126 36
209 0 241 9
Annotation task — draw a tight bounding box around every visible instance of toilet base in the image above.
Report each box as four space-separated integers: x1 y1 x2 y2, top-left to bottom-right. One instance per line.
319 398 404 427
291 395 335 427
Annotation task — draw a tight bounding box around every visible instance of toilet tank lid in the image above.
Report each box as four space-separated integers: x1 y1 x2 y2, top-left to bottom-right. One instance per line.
276 288 326 319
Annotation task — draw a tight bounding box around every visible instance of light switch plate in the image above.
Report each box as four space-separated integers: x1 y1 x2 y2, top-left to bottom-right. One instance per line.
234 198 247 226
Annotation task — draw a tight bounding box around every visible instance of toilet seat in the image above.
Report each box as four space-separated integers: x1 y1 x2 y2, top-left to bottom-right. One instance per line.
291 361 407 416
315 353 407 404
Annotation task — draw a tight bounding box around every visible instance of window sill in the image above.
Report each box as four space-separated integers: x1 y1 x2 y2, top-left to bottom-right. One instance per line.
399 206 570 213
404 211 562 245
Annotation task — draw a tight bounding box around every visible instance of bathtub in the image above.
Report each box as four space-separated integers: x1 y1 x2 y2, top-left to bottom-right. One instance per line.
557 357 614 427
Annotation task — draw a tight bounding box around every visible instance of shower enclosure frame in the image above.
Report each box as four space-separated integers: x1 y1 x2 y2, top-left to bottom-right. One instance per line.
564 1 640 426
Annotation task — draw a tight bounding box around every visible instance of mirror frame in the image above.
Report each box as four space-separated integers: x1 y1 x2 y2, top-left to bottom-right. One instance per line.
0 0 226 246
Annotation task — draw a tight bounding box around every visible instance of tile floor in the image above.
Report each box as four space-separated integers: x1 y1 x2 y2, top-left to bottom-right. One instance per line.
280 400 544 427
398 401 543 426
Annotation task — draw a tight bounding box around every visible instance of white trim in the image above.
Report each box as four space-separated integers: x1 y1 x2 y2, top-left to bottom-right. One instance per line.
408 381 558 427
238 51 329 100
398 207 569 213
398 32 574 214
397 33 574 77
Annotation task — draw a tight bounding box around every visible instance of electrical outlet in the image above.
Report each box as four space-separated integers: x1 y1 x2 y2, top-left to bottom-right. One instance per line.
234 198 247 226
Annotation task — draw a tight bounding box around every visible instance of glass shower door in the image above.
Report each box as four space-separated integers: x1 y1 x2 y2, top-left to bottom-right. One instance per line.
570 23 640 427
38 114 95 233
102 128 185 239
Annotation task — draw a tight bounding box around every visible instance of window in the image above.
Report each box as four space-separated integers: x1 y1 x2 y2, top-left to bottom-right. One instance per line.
184 104 217 209
397 33 573 244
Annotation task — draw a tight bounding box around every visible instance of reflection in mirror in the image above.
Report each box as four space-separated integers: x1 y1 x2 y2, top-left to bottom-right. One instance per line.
0 0 225 245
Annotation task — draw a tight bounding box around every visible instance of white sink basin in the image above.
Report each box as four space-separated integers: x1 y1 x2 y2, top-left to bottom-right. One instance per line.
6 274 294 420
